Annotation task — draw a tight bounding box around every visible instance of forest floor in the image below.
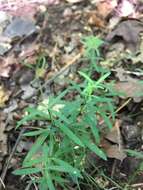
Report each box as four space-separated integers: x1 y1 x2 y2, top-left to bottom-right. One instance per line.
0 0 143 189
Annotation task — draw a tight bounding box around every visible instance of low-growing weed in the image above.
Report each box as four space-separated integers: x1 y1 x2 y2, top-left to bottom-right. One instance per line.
13 36 116 190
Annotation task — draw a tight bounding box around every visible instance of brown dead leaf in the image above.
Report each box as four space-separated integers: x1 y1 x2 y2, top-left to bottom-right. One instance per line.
101 120 126 161
87 0 117 28
19 43 40 65
114 79 143 99
105 144 126 161
0 55 17 77
96 0 117 19
106 20 143 51
101 139 126 161
105 120 121 144
87 11 105 28
0 85 10 108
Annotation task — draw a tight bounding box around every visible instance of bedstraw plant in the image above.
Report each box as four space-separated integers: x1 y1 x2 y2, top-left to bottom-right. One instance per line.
13 36 117 190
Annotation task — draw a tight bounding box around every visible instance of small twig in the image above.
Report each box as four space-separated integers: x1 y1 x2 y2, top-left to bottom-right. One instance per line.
130 183 143 188
99 98 132 125
108 187 119 190
112 68 143 77
111 158 117 178
0 128 25 189
0 177 5 189
37 51 82 92
115 98 132 114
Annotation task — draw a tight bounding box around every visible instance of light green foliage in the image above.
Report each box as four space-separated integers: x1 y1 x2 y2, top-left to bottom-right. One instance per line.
14 36 116 189
81 36 106 73
22 55 48 80
126 149 143 171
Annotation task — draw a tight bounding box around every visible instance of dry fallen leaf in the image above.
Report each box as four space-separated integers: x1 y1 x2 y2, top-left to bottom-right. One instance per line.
114 79 143 99
96 0 117 19
105 120 121 144
105 144 126 161
0 85 10 107
106 20 143 51
0 55 17 77
87 0 117 28
101 120 126 161
87 11 105 28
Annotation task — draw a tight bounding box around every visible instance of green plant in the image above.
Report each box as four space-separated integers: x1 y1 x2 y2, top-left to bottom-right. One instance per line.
81 35 107 74
13 36 116 190
22 54 48 80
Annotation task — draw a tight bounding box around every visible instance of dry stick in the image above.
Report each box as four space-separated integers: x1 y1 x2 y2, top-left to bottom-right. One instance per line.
37 51 82 92
131 183 143 188
0 128 25 189
99 98 132 125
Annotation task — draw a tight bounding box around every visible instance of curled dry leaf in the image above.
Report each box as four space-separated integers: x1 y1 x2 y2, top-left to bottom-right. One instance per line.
106 20 143 51
101 120 126 161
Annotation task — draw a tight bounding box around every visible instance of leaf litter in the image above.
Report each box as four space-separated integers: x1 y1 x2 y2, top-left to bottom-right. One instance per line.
0 0 143 189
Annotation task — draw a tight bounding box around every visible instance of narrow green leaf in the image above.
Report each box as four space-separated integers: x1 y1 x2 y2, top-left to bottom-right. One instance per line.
23 157 45 167
13 167 41 175
81 137 107 160
54 111 70 124
107 101 115 120
55 121 84 147
52 158 82 178
49 89 68 107
39 177 49 190
79 71 94 84
99 110 112 129
94 72 110 88
23 128 49 137
48 165 82 178
84 114 100 144
52 176 68 186
126 149 143 159
16 107 49 128
45 171 56 190
23 132 49 163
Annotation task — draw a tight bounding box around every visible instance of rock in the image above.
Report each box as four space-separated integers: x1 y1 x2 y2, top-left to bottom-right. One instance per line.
122 123 141 147
3 17 37 39
21 84 36 100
